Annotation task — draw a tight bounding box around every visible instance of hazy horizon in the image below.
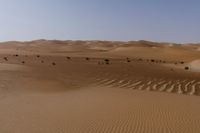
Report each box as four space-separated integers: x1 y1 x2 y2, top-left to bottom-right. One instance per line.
0 0 200 43
0 39 199 45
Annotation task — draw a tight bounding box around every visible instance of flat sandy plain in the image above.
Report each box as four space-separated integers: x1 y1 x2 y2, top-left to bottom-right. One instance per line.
0 40 200 133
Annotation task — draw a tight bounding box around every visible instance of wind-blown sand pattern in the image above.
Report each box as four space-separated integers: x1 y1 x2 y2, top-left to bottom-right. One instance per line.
0 40 200 133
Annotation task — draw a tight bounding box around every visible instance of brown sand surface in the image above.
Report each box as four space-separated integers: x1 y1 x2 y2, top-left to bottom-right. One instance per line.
0 40 200 133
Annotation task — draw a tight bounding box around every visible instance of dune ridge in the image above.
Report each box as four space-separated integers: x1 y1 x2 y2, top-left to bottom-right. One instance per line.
0 40 200 133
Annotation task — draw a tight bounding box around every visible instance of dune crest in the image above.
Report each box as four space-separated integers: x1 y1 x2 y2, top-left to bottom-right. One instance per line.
0 40 200 133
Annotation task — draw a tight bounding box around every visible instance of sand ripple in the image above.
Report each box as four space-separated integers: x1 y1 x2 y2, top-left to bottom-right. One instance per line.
94 77 200 96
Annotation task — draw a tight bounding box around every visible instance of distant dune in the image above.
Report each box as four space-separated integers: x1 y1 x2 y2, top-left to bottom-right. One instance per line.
0 40 200 133
0 40 200 60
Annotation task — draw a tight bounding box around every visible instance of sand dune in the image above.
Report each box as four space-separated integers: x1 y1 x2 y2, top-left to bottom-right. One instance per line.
189 59 200 72
0 40 200 133
0 40 200 60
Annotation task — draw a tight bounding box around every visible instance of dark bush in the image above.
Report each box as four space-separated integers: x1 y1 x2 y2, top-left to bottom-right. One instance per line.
14 54 19 57
4 57 8 61
66 57 71 60
126 58 131 62
151 59 155 62
104 59 110 64
185 66 189 70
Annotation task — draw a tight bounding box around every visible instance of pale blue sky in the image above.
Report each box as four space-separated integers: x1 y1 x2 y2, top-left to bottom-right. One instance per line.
0 0 199 43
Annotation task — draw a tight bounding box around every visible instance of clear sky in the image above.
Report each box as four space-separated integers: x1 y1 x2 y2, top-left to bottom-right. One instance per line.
0 0 199 43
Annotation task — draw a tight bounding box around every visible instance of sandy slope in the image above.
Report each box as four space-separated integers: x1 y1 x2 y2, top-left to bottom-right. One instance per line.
0 40 200 133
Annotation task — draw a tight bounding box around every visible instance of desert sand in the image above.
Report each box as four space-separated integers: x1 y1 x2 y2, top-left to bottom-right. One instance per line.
0 40 200 133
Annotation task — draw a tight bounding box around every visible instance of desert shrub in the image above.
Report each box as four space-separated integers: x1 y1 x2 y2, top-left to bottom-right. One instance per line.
85 57 90 60
14 54 19 57
66 57 71 60
126 57 131 62
151 59 155 62
37 55 40 58
4 57 8 61
185 66 189 70
22 61 25 64
41 60 44 63
104 59 110 64
180 61 185 64
52 62 56 66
